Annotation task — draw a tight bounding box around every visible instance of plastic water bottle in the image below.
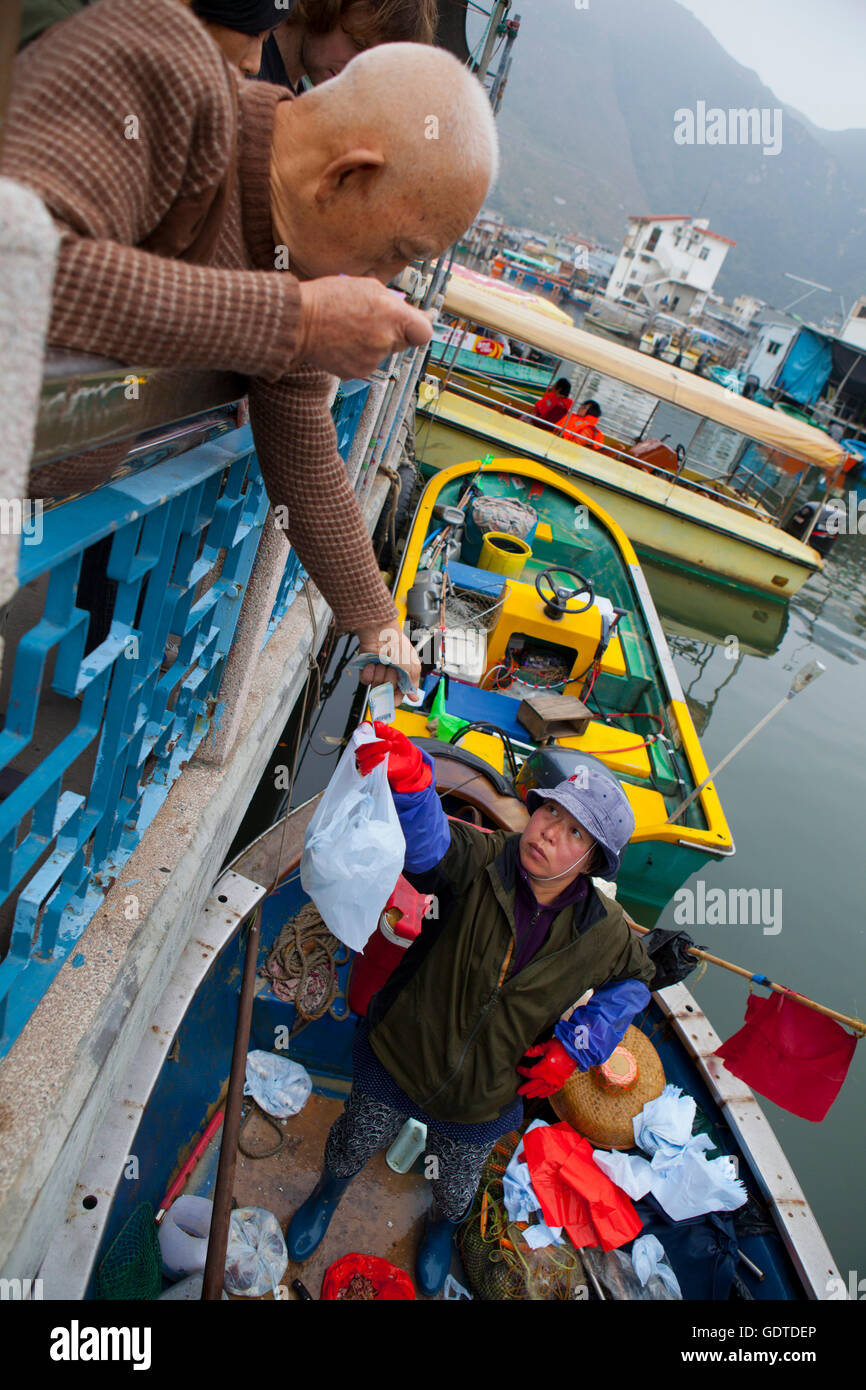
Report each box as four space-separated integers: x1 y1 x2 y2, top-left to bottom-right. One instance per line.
385 1119 427 1174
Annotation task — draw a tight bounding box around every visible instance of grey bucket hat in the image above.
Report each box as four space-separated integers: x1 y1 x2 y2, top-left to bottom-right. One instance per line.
526 767 636 879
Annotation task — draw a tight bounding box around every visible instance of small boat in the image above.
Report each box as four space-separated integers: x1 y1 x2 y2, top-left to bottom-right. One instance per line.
43 459 844 1304
417 278 851 601
53 790 839 1303
388 455 733 921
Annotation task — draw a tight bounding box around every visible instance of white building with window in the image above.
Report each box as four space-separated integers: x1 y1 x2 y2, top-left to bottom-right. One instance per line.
839 295 866 353
604 215 735 318
742 313 800 388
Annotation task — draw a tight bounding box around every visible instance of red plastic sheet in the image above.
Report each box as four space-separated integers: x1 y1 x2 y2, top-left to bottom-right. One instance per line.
522 1122 642 1252
715 991 857 1122
321 1253 415 1301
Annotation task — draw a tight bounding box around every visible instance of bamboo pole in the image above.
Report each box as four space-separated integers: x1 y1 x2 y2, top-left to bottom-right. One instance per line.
624 910 866 1037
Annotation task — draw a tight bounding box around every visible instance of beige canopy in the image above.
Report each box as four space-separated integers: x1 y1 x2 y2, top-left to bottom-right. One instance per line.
442 278 848 472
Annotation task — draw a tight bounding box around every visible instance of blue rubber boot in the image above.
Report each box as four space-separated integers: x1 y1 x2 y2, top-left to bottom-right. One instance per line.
286 1168 354 1263
416 1212 462 1297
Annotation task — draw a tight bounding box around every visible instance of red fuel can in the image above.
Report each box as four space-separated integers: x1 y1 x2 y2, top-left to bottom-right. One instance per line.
348 876 427 1016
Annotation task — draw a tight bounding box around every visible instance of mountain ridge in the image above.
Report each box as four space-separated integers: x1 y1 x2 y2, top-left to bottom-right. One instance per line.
486 0 866 312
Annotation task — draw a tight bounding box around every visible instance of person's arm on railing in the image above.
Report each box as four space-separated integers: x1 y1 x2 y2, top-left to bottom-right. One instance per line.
1 2 309 380
2 0 429 387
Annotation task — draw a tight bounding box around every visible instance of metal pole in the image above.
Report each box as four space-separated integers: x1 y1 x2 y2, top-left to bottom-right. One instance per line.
666 661 825 825
474 0 509 85
489 14 519 113
201 907 262 1300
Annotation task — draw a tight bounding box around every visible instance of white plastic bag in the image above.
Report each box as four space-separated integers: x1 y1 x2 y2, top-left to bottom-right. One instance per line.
244 1050 312 1119
300 724 405 952
224 1206 288 1298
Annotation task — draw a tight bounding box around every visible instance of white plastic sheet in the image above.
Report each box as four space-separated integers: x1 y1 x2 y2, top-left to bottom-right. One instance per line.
244 1051 312 1119
593 1084 747 1222
300 725 405 952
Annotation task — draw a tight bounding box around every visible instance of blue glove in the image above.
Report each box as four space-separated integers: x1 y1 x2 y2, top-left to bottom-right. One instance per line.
554 980 651 1071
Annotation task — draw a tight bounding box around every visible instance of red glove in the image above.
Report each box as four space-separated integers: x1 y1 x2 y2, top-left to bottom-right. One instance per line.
516 1040 576 1098
355 721 432 793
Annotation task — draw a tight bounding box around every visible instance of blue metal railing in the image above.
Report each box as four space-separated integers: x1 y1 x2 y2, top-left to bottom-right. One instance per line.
0 426 270 1052
0 375 382 1055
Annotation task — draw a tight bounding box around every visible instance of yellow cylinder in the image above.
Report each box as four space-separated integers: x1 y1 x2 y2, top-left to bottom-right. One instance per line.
478 530 532 579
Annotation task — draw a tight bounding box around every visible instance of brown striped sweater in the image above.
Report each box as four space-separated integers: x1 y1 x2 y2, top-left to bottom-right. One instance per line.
3 0 400 633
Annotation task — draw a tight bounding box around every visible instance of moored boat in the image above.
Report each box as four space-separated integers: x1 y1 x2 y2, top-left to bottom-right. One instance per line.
45 791 840 1303
388 454 733 921
416 279 852 601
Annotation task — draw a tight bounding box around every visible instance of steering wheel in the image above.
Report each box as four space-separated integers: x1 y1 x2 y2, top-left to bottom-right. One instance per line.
535 567 595 619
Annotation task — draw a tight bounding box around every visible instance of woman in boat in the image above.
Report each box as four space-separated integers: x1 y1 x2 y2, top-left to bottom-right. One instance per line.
559 399 605 449
287 722 655 1295
259 0 438 91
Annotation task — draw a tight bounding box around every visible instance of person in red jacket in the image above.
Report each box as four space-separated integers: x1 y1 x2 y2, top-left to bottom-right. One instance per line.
559 399 604 449
532 377 573 428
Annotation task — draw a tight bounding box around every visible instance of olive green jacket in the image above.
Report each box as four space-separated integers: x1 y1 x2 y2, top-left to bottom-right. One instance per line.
367 823 656 1124
19 0 87 48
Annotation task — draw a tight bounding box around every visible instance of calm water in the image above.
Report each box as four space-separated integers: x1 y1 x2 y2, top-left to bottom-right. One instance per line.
651 485 866 1281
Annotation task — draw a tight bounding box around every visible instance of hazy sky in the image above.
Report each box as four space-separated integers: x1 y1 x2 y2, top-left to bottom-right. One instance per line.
677 0 866 130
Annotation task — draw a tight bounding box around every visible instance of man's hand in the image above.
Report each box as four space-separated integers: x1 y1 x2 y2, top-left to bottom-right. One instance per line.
296 278 433 379
354 622 421 703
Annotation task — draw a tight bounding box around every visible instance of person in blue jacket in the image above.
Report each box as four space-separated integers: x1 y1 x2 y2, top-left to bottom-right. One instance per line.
287 721 655 1295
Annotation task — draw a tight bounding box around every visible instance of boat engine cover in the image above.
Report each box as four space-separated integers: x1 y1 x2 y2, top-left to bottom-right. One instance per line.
514 746 621 805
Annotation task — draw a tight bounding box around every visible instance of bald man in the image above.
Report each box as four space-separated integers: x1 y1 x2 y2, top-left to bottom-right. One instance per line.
3 0 498 695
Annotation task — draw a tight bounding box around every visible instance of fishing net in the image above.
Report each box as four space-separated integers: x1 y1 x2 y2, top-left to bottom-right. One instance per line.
471 497 538 540
458 1132 587 1301
444 589 504 633
94 1202 162 1301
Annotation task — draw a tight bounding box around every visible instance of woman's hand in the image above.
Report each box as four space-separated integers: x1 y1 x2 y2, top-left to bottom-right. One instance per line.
516 1039 575 1098
355 721 431 793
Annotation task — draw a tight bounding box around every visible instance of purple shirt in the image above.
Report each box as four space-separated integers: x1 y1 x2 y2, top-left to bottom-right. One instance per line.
512 857 588 975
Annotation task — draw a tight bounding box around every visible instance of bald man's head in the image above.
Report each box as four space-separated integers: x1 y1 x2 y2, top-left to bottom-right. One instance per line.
269 43 499 282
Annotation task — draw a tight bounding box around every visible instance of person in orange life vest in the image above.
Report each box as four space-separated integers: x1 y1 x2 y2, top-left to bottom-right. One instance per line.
533 376 573 427
559 399 604 449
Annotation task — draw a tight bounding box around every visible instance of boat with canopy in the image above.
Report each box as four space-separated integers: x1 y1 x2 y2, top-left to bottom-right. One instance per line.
417 279 853 600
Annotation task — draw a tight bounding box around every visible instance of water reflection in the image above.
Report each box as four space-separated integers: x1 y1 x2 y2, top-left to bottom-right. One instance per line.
642 560 789 658
788 499 866 667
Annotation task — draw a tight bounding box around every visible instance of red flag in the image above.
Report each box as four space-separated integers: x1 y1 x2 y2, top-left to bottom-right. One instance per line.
715 991 857 1122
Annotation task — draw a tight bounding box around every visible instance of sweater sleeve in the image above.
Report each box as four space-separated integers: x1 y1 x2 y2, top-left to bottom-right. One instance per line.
246 367 399 633
2 0 303 381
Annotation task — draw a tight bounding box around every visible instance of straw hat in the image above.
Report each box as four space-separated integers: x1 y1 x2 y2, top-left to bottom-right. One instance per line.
550 1026 665 1150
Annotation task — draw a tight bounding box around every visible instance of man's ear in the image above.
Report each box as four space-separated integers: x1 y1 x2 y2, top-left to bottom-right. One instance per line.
315 148 386 204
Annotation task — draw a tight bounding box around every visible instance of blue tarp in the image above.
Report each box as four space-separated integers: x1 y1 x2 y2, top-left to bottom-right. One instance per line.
777 328 833 406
